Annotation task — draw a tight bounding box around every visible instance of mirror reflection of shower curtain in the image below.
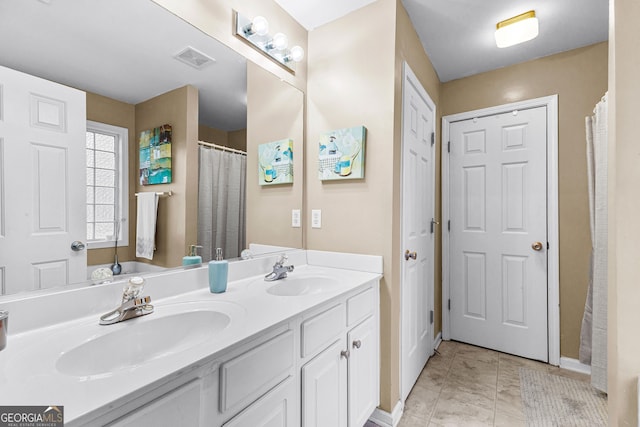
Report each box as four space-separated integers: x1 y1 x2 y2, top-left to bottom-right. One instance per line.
579 93 607 393
198 146 246 261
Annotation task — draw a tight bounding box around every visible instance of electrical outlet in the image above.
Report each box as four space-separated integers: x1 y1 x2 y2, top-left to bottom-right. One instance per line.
292 209 301 228
311 209 322 228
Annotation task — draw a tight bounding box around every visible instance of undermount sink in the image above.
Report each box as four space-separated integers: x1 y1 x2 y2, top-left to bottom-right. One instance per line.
265 275 341 296
56 308 232 377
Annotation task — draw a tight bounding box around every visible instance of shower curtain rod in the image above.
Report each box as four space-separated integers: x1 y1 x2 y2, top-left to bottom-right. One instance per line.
198 140 247 155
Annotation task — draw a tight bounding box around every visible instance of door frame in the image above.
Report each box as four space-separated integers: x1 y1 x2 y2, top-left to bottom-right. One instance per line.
400 61 437 400
441 95 560 366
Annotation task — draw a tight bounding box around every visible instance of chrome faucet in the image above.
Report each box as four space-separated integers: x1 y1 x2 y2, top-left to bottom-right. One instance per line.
100 277 154 325
264 254 294 282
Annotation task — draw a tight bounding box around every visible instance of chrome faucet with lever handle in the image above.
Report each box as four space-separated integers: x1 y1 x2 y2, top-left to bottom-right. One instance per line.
99 277 154 325
264 254 295 282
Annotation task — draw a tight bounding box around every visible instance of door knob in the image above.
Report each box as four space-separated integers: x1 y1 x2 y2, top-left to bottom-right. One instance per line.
340 349 350 359
404 250 417 261
352 340 362 349
71 241 86 251
531 241 543 251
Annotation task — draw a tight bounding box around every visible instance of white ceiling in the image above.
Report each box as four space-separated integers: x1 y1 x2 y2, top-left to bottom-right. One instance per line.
0 0 608 130
275 0 609 82
0 0 247 131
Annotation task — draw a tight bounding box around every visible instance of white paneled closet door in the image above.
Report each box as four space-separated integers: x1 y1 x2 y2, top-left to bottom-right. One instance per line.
0 65 86 294
448 106 548 362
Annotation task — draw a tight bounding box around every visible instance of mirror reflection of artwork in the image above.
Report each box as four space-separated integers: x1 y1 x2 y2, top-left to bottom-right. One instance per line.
140 124 172 185
318 126 366 180
258 139 294 185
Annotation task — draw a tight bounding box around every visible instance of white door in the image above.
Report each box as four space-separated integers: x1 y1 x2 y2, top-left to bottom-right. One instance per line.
301 338 347 427
448 106 548 361
401 63 435 401
347 315 378 427
0 65 86 295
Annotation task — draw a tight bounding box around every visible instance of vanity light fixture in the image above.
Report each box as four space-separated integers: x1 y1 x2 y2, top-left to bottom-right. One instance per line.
234 11 304 73
495 10 539 48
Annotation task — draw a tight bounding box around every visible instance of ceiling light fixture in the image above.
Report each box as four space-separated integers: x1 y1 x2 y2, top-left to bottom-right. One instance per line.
495 10 539 48
234 11 304 73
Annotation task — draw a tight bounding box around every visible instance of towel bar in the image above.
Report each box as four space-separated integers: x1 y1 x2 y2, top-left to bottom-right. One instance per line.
134 191 172 197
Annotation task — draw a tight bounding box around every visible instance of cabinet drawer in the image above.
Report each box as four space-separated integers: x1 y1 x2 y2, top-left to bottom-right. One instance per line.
347 286 375 327
223 377 295 427
220 330 294 415
107 380 201 427
301 304 345 358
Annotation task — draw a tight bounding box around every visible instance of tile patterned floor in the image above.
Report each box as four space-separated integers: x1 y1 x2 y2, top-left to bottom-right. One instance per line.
396 340 591 427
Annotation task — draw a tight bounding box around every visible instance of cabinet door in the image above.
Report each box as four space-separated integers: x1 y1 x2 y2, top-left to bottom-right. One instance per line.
301 338 347 427
348 315 379 427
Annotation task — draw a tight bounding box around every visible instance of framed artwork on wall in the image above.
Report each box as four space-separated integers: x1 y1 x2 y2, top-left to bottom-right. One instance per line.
318 125 366 181
258 138 294 185
139 124 172 185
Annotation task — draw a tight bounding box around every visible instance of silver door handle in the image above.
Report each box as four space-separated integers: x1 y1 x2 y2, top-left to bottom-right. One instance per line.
71 241 86 251
404 250 417 261
340 350 350 359
352 340 362 349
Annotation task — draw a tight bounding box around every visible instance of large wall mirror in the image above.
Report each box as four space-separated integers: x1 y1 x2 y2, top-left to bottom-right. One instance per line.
0 0 304 297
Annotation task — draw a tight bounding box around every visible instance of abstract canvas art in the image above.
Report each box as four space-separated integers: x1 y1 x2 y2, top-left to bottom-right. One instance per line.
140 124 172 185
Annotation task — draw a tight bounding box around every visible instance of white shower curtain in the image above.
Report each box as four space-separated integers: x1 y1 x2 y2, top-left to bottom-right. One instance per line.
579 93 608 393
198 145 246 261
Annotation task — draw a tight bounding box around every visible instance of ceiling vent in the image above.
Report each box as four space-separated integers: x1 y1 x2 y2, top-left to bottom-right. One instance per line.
174 47 216 69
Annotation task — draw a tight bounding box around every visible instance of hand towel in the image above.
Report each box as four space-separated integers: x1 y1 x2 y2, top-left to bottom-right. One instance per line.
136 192 159 260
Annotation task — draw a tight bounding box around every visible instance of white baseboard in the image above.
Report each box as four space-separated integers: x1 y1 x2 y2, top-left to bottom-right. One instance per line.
433 332 442 351
369 400 403 427
559 357 591 375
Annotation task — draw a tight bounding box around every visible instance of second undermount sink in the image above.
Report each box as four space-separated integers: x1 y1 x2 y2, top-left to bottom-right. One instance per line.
56 304 238 377
265 275 342 296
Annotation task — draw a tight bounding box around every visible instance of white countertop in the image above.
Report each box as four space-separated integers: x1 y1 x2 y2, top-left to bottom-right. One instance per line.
0 250 382 424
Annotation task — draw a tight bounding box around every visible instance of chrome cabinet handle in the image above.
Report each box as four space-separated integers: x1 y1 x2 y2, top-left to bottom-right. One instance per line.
71 241 86 251
340 349 350 359
404 250 417 261
352 340 362 349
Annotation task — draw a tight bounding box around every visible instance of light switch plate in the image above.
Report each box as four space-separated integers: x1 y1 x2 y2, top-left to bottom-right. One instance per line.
311 209 322 228
292 209 301 228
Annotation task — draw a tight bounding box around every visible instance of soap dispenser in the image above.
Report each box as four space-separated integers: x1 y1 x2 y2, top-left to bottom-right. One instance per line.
182 245 203 267
208 248 228 293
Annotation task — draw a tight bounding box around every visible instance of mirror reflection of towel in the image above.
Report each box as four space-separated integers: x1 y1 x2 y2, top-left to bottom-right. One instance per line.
136 193 159 260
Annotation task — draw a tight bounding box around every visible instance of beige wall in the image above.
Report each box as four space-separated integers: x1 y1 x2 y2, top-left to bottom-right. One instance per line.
198 124 229 147
306 0 399 411
86 92 137 266
199 125 247 152
135 85 200 267
228 129 248 152
246 62 303 248
151 0 307 92
441 42 608 359
608 0 640 424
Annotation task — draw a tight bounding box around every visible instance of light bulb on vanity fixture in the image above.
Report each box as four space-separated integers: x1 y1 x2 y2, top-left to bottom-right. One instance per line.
495 10 539 48
243 15 269 37
285 45 305 63
266 33 288 51
234 10 305 73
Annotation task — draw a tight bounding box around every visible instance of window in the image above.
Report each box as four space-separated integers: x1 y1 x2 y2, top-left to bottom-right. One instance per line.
86 121 128 248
